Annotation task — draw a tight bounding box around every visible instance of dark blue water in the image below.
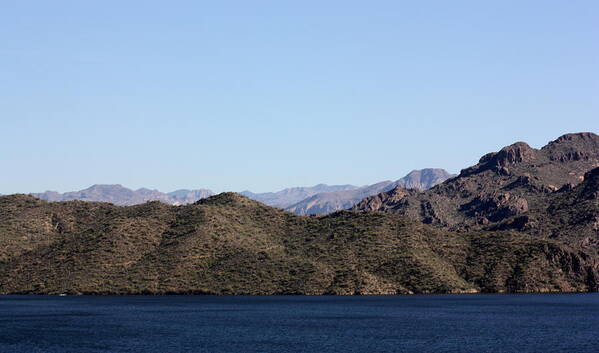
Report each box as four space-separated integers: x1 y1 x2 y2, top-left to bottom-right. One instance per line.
1 294 598 353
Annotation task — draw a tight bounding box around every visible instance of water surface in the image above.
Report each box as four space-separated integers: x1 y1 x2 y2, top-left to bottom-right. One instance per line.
1 294 598 352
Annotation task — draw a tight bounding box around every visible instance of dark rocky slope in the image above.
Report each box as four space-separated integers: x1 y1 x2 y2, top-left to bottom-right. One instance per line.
0 193 596 295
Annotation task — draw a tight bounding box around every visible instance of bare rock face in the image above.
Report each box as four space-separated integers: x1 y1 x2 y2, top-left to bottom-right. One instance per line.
460 193 529 223
513 197 530 213
460 142 537 177
492 142 537 168
352 187 415 212
546 132 599 162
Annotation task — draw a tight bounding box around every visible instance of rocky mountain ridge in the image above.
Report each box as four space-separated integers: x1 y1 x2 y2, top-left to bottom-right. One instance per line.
353 132 599 249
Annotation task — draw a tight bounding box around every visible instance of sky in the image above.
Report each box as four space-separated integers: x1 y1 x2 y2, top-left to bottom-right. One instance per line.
1 1 598 194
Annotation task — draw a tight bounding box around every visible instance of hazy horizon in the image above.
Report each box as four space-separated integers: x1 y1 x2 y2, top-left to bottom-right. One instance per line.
2 1 597 194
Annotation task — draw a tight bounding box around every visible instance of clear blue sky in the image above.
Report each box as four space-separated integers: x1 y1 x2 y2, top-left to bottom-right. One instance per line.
1 1 597 194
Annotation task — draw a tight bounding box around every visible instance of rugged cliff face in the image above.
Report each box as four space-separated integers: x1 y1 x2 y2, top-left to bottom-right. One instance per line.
353 133 599 249
0 193 597 295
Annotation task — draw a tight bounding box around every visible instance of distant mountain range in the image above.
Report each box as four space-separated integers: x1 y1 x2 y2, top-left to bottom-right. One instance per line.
30 168 454 213
286 169 454 215
31 185 214 206
240 184 357 208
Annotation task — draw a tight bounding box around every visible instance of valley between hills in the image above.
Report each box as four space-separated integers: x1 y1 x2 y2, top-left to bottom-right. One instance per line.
1 132 597 295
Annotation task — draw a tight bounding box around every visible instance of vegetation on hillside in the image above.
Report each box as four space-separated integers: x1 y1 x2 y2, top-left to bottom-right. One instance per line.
1 193 596 295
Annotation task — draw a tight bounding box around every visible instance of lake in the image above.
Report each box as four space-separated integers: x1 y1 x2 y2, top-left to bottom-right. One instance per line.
1 294 598 352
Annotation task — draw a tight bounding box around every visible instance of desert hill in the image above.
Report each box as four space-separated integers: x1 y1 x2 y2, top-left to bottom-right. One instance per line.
0 192 596 295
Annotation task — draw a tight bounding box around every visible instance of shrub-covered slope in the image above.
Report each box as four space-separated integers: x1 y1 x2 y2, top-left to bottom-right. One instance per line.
1 193 596 295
